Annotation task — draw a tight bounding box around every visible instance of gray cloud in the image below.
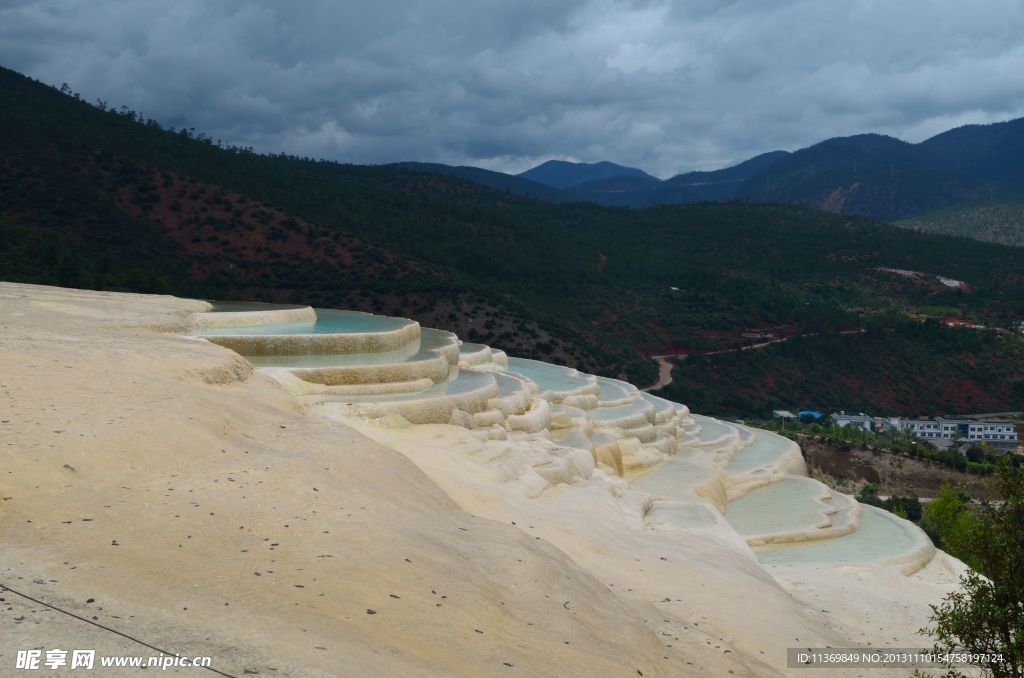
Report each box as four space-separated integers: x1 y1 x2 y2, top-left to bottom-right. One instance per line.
2 0 1023 177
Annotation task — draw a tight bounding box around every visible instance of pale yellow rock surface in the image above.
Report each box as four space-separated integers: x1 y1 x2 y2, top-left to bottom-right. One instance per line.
0 283 965 677
0 283 708 676
335 422 966 678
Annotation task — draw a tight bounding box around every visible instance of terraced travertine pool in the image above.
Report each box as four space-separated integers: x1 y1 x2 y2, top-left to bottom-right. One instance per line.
196 308 414 335
319 369 493 403
640 392 677 415
725 476 831 538
753 506 927 566
726 428 793 472
506 357 592 392
243 331 454 367
690 415 734 442
207 301 308 312
596 376 633 403
631 455 712 501
192 302 938 575
589 398 651 421
495 372 529 397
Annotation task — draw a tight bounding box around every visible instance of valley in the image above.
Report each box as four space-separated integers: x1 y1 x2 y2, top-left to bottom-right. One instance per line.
2 66 1023 424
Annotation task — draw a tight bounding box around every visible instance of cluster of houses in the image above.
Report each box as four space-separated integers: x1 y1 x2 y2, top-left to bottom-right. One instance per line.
773 409 1021 452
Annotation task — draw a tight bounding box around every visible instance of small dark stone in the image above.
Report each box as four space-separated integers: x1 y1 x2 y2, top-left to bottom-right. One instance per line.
366 609 377 615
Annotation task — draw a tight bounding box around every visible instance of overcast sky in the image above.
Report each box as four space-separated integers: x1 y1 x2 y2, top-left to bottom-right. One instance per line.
3 0 1023 177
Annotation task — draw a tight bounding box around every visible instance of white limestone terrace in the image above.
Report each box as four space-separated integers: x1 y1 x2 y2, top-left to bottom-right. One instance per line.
458 341 509 369
189 303 952 613
193 307 421 354
190 300 317 328
263 328 460 394
756 506 936 576
3 285 973 678
726 476 862 546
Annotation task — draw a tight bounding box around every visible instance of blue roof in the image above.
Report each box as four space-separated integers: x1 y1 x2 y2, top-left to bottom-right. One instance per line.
798 410 823 418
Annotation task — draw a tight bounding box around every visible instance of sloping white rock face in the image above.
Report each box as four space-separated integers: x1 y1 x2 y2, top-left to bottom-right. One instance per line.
4 284 749 677
190 302 969 676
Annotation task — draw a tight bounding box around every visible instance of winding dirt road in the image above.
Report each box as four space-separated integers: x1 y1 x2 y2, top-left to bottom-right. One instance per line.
641 329 866 392
643 353 687 391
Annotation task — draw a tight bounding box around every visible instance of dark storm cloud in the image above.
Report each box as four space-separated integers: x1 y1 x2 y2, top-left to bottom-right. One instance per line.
2 0 1023 176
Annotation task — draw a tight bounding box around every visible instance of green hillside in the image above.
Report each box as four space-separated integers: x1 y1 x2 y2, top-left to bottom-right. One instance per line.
897 200 1024 248
2 64 1023 410
734 134 987 221
657 320 1024 418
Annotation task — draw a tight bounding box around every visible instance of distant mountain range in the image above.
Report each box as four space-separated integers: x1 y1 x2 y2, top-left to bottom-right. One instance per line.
394 162 576 203
395 118 1024 245
518 159 658 189
733 125 1024 221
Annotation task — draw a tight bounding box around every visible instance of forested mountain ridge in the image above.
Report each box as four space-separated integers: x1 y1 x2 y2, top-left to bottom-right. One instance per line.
897 199 1024 248
2 64 1022 412
424 120 1024 233
518 159 657 189
735 134 967 216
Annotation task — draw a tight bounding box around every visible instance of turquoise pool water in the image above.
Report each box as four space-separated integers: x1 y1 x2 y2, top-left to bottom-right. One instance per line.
589 398 651 422
640 392 677 415
197 309 414 336
631 456 712 501
243 332 454 368
320 369 494 403
726 428 793 473
725 477 830 537
753 506 925 566
494 372 528 397
690 417 734 442
506 358 592 392
596 377 632 402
